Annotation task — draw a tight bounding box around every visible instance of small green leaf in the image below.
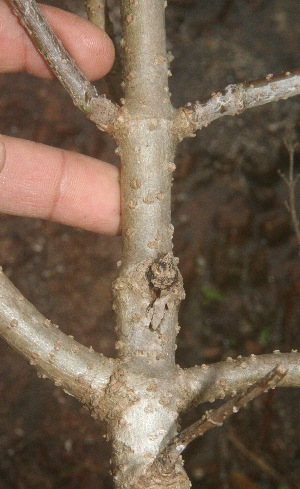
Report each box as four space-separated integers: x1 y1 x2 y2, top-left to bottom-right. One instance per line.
258 325 271 347
201 285 223 303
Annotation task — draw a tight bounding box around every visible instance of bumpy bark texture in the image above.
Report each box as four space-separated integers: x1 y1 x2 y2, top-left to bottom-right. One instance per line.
1 1 300 488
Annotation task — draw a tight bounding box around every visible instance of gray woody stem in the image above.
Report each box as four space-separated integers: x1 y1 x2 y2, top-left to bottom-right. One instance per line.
85 0 123 104
156 365 287 469
85 0 106 31
0 268 114 404
181 352 300 407
3 2 300 488
112 0 184 366
7 0 118 131
7 2 300 134
178 69 300 135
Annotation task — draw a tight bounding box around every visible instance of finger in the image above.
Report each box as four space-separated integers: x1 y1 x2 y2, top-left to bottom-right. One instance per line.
0 136 120 235
0 2 115 79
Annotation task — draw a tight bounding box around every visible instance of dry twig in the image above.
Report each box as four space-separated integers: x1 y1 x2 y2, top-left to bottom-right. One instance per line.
279 133 300 253
85 0 123 103
7 0 118 130
155 366 287 470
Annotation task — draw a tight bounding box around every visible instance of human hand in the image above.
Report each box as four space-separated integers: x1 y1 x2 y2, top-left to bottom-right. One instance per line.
0 2 120 235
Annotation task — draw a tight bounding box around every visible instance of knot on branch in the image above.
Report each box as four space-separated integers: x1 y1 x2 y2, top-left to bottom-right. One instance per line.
145 254 184 332
148 253 179 290
89 96 120 132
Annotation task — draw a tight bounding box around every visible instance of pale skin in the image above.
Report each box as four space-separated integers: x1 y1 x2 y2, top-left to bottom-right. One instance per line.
0 2 120 235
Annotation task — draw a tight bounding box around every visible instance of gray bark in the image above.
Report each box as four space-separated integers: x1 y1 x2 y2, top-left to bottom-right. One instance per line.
177 69 300 136
8 0 118 130
0 268 114 404
85 0 106 30
2 0 300 488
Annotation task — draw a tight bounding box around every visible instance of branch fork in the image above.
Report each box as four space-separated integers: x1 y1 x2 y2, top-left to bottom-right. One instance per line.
2 1 300 488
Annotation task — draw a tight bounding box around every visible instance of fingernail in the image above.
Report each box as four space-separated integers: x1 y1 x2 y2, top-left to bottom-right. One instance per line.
0 139 6 173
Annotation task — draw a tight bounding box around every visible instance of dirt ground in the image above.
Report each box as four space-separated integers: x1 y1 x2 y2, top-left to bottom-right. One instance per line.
0 1 300 488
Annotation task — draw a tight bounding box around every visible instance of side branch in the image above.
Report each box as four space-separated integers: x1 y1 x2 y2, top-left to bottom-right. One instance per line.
156 366 286 470
0 269 114 404
86 0 106 31
7 0 118 131
177 69 300 135
86 0 123 104
180 352 300 408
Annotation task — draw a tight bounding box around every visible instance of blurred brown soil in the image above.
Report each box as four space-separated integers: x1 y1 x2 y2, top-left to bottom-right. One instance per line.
0 1 300 488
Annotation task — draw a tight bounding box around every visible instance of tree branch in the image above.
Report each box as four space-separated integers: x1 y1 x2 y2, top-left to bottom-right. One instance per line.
120 0 173 118
156 366 286 470
279 133 300 253
181 352 300 408
85 0 106 31
177 69 300 136
7 0 119 131
85 0 123 104
112 0 183 366
0 268 114 405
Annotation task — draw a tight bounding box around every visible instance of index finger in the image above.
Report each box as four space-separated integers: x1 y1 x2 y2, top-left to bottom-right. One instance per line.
0 2 115 79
